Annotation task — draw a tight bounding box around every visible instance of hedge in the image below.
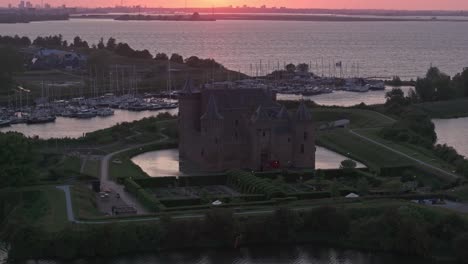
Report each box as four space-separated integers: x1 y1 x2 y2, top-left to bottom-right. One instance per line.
292 191 331 200
178 174 228 186
160 197 201 207
123 178 166 212
135 177 177 188
227 170 286 198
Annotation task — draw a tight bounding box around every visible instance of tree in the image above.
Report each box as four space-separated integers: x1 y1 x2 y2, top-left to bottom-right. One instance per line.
356 177 369 195
97 37 105 49
330 180 340 198
285 63 296 73
416 67 452 101
170 53 184 64
106 37 117 50
0 132 34 188
385 87 407 106
0 47 23 93
452 67 468 97
297 63 309 73
454 233 468 262
340 159 357 170
204 208 236 243
72 36 89 48
154 53 168 61
114 43 134 57
407 88 419 103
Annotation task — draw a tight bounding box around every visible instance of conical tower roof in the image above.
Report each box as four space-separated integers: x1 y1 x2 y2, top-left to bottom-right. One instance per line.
201 95 223 120
181 77 199 94
276 105 290 120
296 101 312 121
251 105 271 123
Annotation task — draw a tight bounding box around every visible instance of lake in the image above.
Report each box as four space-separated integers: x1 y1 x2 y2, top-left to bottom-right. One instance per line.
0 243 427 264
433 117 468 157
1 19 468 78
131 147 365 177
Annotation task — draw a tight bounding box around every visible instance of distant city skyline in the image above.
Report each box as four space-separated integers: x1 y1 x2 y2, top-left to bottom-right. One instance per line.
2 0 468 10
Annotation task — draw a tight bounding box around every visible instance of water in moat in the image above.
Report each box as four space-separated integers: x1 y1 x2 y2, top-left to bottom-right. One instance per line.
131 147 365 177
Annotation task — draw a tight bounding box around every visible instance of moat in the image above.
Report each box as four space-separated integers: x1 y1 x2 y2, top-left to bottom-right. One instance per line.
131 147 365 177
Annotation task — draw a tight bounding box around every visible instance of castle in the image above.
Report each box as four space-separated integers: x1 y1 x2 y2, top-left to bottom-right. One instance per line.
178 79 316 172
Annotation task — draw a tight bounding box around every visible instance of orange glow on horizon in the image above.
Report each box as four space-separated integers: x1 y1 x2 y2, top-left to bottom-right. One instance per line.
2 0 468 10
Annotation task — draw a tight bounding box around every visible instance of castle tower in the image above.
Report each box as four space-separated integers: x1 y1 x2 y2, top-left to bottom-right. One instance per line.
178 78 201 158
200 95 224 170
249 105 273 170
292 101 316 168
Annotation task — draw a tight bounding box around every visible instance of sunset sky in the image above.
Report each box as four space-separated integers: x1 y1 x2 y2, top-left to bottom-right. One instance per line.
3 0 468 10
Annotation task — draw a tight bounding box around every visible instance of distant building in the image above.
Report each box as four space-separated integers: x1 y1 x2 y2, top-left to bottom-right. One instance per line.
24 48 87 70
178 79 316 172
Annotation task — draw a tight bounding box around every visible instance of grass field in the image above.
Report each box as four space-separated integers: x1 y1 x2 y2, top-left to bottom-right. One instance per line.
313 108 395 128
317 128 411 171
354 128 458 181
82 159 100 178
71 185 103 220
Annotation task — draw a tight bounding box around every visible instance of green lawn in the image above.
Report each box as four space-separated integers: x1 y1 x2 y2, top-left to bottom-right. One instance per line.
2 186 70 233
354 128 458 182
317 128 411 171
313 108 395 128
71 185 103 220
82 159 101 178
448 185 468 202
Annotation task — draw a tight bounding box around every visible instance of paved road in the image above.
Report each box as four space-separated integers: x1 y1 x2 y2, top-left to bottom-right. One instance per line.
56 185 76 222
350 129 459 179
100 136 170 215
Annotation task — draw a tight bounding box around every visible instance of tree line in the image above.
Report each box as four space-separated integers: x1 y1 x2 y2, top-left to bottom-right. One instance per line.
414 67 468 102
5 205 468 263
0 34 225 68
381 79 468 179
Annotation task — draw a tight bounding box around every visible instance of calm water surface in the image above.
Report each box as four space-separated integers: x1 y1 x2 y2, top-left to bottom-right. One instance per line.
433 117 468 157
0 87 411 139
0 244 427 264
0 109 177 139
278 86 413 107
131 147 365 177
0 19 467 78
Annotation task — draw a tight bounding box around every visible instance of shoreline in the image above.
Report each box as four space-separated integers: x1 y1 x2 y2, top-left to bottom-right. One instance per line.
71 14 468 22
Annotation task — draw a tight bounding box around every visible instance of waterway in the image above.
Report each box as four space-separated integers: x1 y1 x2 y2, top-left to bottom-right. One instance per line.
1 19 468 78
131 147 365 177
433 117 468 157
277 85 413 107
0 109 177 139
0 243 428 264
0 86 412 138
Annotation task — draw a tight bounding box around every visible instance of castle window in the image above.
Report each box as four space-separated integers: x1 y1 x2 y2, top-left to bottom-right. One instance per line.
300 144 305 154
235 120 239 126
235 131 238 140
304 131 308 141
287 137 291 143
262 131 266 137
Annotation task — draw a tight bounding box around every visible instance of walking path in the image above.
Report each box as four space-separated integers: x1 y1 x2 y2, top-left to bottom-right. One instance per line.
100 135 170 215
350 129 459 179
